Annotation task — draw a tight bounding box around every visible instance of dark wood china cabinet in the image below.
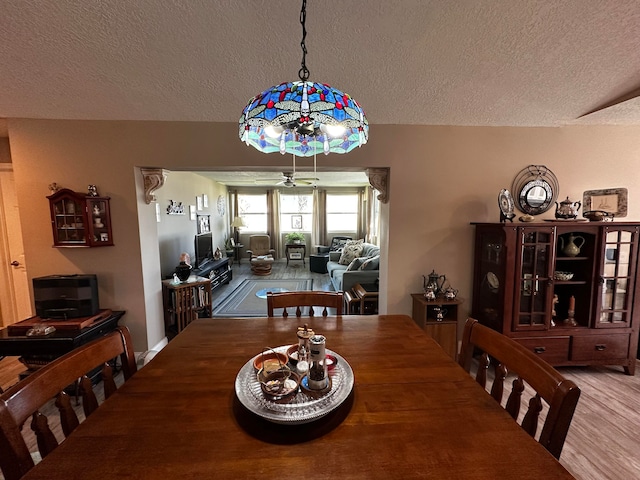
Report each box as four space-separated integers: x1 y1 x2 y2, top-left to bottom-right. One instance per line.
471 222 640 375
47 188 113 247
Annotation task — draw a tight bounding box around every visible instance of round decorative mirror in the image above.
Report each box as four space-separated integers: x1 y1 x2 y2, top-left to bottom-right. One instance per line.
511 165 559 215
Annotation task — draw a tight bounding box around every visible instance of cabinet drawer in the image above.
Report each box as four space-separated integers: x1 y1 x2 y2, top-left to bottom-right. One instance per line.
516 337 570 364
571 334 629 362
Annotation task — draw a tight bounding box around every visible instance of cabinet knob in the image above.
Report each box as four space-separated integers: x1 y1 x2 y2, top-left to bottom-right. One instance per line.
10 261 20 266
595 344 606 351
534 346 546 354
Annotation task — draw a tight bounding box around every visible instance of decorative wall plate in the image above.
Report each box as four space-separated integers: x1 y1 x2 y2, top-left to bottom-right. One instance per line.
498 189 516 222
486 272 500 292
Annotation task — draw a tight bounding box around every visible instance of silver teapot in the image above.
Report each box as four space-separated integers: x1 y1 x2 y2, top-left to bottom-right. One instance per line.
423 270 446 296
443 286 458 300
555 196 581 220
423 286 437 301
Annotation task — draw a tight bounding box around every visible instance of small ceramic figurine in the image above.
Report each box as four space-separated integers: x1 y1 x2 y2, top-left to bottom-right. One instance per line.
87 185 99 196
174 254 192 281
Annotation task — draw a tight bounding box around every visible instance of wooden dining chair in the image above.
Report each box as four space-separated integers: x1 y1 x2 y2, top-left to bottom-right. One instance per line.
267 291 343 317
0 326 137 480
458 318 580 460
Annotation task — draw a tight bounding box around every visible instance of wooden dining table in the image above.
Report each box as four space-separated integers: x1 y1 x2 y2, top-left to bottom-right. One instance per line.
22 315 574 479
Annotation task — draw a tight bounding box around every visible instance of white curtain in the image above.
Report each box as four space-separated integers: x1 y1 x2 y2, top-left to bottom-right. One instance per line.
357 188 369 241
369 187 380 245
312 188 327 249
267 189 281 258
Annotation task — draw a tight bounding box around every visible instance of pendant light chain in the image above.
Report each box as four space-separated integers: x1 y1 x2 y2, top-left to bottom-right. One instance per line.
298 0 310 81
239 0 368 156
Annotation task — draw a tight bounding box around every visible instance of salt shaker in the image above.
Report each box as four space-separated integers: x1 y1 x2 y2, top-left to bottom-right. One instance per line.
308 334 328 390
296 325 314 374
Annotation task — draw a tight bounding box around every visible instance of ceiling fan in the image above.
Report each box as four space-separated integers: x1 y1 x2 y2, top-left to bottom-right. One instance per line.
254 154 318 188
255 172 318 188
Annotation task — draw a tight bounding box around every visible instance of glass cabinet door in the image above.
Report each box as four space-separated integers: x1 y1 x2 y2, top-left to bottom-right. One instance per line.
87 198 113 246
596 226 639 328
514 227 555 331
471 226 508 332
50 192 87 246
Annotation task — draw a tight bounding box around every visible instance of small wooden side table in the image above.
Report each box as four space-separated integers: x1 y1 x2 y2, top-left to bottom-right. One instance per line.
411 294 463 360
285 243 306 266
232 244 244 264
353 283 379 315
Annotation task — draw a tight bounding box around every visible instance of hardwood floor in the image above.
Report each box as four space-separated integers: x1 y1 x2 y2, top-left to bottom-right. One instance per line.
1 259 638 479
558 363 640 479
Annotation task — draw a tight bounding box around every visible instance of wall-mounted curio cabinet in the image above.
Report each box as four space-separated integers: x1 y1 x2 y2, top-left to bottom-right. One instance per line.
47 188 114 247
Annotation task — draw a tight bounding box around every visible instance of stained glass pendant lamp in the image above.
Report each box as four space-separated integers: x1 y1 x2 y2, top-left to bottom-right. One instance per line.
239 0 368 157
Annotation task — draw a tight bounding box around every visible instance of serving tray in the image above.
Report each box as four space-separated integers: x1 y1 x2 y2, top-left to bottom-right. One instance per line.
235 346 354 424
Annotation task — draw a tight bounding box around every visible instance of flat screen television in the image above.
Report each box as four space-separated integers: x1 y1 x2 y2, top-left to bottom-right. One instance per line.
194 232 213 268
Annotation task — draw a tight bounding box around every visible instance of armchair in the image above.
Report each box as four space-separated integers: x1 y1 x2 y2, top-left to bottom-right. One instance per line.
246 234 276 259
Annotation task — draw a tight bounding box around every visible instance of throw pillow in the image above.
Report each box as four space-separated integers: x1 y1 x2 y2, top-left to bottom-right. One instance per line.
359 254 380 271
346 257 364 271
338 239 364 265
330 238 350 252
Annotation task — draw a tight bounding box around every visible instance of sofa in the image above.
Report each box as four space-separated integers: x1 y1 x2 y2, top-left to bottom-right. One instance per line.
326 242 380 293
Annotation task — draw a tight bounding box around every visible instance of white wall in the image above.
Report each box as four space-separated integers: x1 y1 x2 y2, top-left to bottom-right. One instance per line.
155 172 228 278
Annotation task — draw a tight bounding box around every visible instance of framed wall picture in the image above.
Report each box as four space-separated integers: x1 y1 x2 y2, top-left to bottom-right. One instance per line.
292 215 302 229
190 205 196 220
203 194 209 208
197 195 203 211
197 214 210 234
583 188 628 218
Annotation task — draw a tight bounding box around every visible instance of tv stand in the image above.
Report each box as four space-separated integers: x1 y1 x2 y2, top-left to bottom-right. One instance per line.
192 257 232 293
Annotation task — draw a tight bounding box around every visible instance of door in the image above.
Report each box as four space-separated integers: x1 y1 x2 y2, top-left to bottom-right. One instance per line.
513 226 556 331
0 168 32 326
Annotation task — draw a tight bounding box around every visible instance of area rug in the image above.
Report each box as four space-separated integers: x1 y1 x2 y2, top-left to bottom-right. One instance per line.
213 279 313 317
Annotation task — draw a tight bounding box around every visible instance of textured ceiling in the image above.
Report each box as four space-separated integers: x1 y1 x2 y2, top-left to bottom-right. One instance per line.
2 0 640 127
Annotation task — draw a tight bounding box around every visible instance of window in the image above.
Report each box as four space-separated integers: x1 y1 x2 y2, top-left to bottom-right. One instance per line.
238 194 267 232
326 194 358 232
280 193 312 232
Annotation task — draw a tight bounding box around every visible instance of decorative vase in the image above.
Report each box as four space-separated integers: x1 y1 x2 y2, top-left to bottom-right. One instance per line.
560 234 585 257
174 262 192 282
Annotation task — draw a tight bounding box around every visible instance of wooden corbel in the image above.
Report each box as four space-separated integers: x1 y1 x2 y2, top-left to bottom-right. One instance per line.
366 167 389 204
140 168 169 204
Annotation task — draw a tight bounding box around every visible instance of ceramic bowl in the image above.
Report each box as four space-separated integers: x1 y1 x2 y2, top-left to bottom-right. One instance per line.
323 354 338 371
259 369 300 402
554 271 574 281
253 351 288 372
286 344 300 365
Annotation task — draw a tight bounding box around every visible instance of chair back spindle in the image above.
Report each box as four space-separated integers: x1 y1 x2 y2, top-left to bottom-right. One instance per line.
267 291 343 317
0 326 137 480
458 318 580 459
